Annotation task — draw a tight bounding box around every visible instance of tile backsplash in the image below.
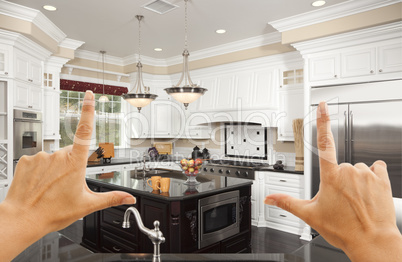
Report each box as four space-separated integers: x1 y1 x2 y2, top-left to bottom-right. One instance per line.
225 125 271 159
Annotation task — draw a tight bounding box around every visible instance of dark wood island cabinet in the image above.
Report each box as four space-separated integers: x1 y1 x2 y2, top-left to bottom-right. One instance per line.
82 169 252 254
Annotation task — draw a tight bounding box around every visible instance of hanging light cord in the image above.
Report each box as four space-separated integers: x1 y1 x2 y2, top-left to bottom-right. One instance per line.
175 0 197 88
101 51 106 95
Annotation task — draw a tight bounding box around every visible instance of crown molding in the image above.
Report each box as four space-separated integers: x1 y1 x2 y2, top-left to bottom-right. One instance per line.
74 31 282 68
164 32 282 66
45 56 71 72
0 29 52 59
0 0 66 43
59 38 85 50
269 0 401 32
292 21 402 55
74 49 125 66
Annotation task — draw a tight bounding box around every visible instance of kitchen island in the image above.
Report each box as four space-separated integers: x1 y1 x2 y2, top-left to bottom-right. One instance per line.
83 169 252 254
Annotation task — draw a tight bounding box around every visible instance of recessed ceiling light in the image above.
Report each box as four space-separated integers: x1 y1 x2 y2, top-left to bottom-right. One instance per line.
216 29 226 34
312 1 326 7
43 5 57 11
154 48 163 52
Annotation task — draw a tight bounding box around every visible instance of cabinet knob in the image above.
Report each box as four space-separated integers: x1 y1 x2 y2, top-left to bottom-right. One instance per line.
379 69 383 73
279 179 287 182
370 70 374 74
334 75 338 78
28 79 33 82
53 133 55 135
279 214 287 218
4 72 8 75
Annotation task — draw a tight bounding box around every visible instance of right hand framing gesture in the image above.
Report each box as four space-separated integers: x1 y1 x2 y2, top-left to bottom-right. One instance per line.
265 102 402 262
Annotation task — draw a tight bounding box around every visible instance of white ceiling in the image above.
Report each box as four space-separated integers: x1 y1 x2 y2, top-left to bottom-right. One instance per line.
8 0 350 59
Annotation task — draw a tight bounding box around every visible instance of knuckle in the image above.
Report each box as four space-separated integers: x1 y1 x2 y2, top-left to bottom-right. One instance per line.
76 122 93 138
317 133 333 150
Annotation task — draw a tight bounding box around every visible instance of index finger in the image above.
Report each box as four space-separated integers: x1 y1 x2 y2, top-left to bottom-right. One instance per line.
316 102 338 174
72 90 95 159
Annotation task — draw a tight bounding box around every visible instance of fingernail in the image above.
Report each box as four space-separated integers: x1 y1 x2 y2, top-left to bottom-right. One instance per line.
264 198 276 206
122 196 136 205
320 102 328 116
83 90 95 106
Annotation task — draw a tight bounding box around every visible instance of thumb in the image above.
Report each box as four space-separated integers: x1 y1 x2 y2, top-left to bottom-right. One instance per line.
89 191 136 212
265 193 311 221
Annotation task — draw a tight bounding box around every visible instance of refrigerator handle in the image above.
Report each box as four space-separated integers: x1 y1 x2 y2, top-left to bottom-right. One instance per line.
344 111 348 163
349 111 354 164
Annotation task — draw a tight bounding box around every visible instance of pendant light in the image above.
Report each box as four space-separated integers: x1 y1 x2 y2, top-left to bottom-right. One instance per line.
164 0 207 109
123 15 157 113
99 50 109 102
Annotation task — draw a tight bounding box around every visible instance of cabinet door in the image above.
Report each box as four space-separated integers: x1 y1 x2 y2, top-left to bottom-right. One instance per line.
0 45 11 77
30 59 42 86
29 86 42 111
252 69 277 108
14 81 30 108
14 51 30 81
378 43 402 74
127 105 150 138
277 88 304 141
341 48 376 78
196 78 217 111
151 100 172 137
235 72 253 107
215 75 234 110
140 198 169 253
309 54 340 81
44 90 59 138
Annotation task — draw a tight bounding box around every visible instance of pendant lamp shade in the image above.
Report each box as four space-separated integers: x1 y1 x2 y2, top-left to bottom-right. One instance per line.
165 0 207 109
122 15 157 112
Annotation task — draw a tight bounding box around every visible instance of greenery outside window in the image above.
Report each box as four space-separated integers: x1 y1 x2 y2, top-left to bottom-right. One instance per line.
60 91 123 149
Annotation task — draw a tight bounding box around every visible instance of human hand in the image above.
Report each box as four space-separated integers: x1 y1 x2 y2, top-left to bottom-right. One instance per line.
0 91 135 261
265 102 402 261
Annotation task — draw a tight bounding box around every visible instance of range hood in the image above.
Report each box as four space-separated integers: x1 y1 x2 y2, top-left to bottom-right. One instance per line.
188 109 279 127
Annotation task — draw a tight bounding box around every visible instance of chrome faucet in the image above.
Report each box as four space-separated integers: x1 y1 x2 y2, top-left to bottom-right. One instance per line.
143 152 150 173
122 207 165 262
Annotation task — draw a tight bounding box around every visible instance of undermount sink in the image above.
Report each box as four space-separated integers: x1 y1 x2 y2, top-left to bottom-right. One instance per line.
130 169 171 178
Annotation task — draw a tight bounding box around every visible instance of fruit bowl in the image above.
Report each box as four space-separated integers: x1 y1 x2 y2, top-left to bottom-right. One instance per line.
179 158 205 184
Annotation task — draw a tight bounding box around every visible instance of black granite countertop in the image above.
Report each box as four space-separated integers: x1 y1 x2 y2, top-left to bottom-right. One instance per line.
13 232 351 261
13 232 305 262
256 166 304 175
86 169 253 201
87 156 183 168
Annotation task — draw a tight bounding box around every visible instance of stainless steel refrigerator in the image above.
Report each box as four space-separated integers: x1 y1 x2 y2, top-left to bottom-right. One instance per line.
311 91 402 199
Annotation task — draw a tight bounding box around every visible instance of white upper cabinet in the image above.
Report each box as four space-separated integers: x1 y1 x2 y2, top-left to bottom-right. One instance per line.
215 75 234 110
277 88 304 141
196 78 217 111
43 89 60 139
14 49 42 86
308 38 402 85
378 42 402 74
252 69 277 108
14 80 42 111
0 44 12 77
341 47 376 78
309 53 340 82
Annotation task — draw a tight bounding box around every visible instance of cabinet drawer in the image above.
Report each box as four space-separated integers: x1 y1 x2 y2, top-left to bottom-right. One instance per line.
100 229 138 253
265 172 304 189
265 185 303 199
265 206 300 224
101 207 137 238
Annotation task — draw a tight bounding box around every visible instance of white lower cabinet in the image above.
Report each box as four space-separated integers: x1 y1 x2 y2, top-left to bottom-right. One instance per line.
253 171 305 235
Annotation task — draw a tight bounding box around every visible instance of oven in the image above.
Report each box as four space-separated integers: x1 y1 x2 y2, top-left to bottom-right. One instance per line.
13 109 42 160
198 190 239 249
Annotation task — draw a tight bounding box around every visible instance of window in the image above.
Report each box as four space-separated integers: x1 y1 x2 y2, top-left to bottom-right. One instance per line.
59 91 123 148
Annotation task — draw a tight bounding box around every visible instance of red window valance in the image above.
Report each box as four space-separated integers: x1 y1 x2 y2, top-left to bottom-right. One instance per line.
60 79 129 96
